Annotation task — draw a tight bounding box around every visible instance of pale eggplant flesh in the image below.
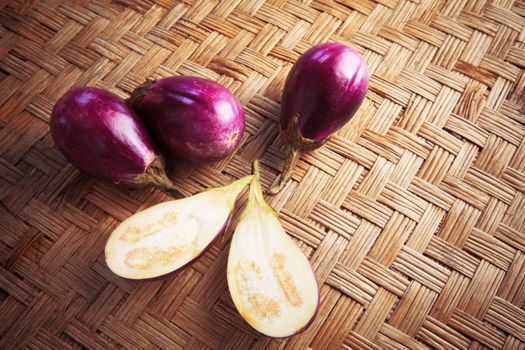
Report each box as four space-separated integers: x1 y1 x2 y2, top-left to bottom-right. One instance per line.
227 161 320 337
105 175 252 279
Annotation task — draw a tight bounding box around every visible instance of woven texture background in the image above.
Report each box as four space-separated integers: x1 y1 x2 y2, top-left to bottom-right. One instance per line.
1 0 525 349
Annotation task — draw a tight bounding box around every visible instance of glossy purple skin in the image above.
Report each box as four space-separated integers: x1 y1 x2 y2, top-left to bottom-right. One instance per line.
131 76 245 163
281 42 369 142
50 87 156 182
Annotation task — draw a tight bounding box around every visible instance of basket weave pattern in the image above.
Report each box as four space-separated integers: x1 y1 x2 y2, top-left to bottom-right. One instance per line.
1 0 525 349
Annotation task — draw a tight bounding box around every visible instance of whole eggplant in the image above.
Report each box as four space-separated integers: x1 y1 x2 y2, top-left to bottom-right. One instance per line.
129 76 245 163
269 42 369 194
50 87 176 192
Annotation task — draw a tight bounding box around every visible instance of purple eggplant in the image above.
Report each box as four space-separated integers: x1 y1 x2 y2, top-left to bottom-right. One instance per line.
50 87 175 191
129 76 245 163
270 42 369 194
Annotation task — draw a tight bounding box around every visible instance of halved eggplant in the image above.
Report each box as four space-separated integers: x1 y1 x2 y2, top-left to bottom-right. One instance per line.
105 175 252 279
227 161 319 337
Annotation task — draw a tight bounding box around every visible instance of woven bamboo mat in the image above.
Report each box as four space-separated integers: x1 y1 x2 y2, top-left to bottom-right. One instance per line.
1 0 525 349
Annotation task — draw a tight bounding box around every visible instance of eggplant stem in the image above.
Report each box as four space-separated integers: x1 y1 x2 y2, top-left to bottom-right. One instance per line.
148 166 181 198
125 155 181 198
249 160 266 206
127 79 154 108
268 147 301 195
253 159 260 179
268 114 323 196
